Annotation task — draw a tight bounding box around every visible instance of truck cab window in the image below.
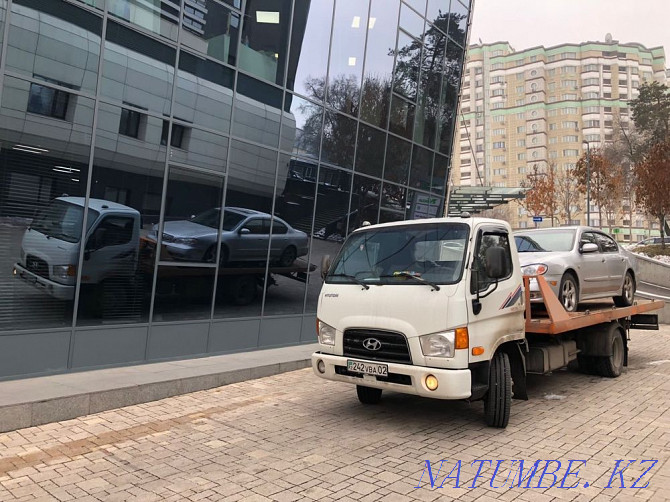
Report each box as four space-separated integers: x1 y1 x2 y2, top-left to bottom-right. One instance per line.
471 231 512 292
89 216 134 249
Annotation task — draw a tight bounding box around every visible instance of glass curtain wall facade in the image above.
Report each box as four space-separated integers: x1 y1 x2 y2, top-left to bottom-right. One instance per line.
0 0 470 378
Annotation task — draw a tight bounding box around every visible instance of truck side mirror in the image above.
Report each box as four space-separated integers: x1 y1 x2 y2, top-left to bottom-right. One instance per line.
320 255 331 280
485 246 508 279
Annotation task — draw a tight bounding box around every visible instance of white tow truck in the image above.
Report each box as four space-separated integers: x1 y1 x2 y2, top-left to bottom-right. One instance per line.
311 216 663 427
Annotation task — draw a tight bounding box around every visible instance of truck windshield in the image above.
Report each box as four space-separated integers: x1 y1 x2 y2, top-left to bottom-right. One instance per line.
30 200 99 243
327 223 469 286
514 230 576 252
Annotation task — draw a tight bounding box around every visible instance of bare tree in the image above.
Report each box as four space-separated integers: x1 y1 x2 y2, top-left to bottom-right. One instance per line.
635 141 670 248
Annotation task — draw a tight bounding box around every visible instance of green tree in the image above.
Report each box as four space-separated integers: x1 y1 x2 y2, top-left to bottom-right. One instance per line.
635 141 670 248
630 81 670 148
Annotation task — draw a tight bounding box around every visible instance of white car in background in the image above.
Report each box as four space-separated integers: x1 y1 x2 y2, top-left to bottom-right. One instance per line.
513 227 636 312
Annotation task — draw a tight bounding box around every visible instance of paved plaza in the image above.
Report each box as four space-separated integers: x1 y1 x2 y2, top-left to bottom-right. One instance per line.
0 327 669 501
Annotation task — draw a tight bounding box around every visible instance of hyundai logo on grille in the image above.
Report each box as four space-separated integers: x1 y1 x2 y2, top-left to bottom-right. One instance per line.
29 260 39 270
362 338 382 351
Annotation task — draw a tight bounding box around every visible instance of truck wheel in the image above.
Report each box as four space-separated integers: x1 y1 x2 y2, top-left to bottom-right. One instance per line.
576 354 597 375
356 385 382 404
595 325 625 378
278 246 297 267
558 273 579 312
613 271 635 307
484 351 511 428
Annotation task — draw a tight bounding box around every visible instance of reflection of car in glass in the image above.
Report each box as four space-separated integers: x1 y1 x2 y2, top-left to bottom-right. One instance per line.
13 197 140 301
514 227 636 312
154 207 309 267
627 236 670 249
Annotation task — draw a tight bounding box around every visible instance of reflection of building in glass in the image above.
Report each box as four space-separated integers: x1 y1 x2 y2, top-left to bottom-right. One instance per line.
0 0 470 379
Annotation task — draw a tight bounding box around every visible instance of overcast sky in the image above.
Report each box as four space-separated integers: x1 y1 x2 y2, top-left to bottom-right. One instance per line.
469 0 669 58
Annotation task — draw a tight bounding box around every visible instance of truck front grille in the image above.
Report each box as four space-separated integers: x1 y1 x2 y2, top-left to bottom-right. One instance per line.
343 329 412 364
25 255 49 279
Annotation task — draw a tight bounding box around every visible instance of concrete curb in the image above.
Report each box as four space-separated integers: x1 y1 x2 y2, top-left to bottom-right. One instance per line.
0 345 316 433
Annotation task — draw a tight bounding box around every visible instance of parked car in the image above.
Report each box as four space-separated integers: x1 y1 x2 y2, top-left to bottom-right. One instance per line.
151 207 309 267
513 226 635 312
627 236 670 249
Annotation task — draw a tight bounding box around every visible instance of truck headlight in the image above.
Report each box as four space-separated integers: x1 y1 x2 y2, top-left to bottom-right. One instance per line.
317 319 336 345
521 263 548 276
53 265 76 280
419 331 455 358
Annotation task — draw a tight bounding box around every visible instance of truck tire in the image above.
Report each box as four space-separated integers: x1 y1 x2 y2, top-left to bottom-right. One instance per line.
356 385 382 404
484 351 511 428
613 271 635 307
595 324 625 378
558 273 579 312
228 275 257 306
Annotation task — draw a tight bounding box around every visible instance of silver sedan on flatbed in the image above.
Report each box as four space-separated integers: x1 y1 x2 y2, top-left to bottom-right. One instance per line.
513 226 636 312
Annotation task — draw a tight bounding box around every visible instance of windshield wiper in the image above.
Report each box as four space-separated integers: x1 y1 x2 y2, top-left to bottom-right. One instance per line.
327 273 370 290
383 272 440 291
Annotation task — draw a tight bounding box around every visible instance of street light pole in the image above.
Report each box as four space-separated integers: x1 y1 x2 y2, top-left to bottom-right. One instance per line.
583 140 591 227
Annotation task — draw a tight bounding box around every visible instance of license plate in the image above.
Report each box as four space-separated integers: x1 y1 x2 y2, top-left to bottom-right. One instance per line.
347 359 388 376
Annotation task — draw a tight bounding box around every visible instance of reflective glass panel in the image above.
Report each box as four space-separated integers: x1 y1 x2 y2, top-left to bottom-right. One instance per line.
107 0 179 42
238 0 291 85
379 182 407 223
448 0 469 47
414 23 446 148
7 0 102 94
233 74 283 148
321 110 356 169
399 3 424 39
394 31 421 102
389 94 415 139
432 153 449 195
282 94 322 158
384 134 411 185
180 0 240 67
307 166 353 312
359 0 399 128
175 51 234 134
355 124 385 178
351 174 380 229
0 75 93 330
169 125 228 174
410 145 432 190
326 0 368 116
101 21 175 117
287 0 333 99
406 190 442 219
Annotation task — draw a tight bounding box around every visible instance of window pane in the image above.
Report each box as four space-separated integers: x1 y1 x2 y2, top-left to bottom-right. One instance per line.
233 73 282 148
307 166 353 312
355 124 385 178
448 0 469 47
282 94 322 159
263 154 312 316
238 0 291 85
214 140 278 318
414 23 446 148
394 31 421 102
180 0 240 67
7 0 102 94
384 135 411 185
432 153 449 195
352 174 380 228
107 0 179 42
407 190 442 219
287 0 333 99
158 167 224 264
379 183 407 223
410 145 432 190
399 3 424 39
169 125 228 174
326 0 368 116
0 0 6 63
321 110 356 169
101 21 175 116
389 94 415 139
404 0 426 15
359 0 399 128
0 76 94 331
175 51 234 134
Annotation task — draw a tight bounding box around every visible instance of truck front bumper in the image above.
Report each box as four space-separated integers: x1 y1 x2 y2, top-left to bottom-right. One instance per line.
311 352 471 400
13 263 74 301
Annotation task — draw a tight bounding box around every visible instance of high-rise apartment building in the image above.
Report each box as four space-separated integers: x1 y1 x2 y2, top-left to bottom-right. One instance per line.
452 38 667 238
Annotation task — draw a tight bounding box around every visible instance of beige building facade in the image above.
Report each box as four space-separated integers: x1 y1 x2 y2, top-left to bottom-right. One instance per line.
452 39 667 241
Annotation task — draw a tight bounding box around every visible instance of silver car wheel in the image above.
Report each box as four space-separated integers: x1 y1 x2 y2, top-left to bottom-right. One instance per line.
623 274 634 302
560 276 577 312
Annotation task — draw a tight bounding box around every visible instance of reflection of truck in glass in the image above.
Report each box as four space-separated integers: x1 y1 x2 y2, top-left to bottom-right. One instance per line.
312 216 663 428
13 197 140 304
13 197 314 312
